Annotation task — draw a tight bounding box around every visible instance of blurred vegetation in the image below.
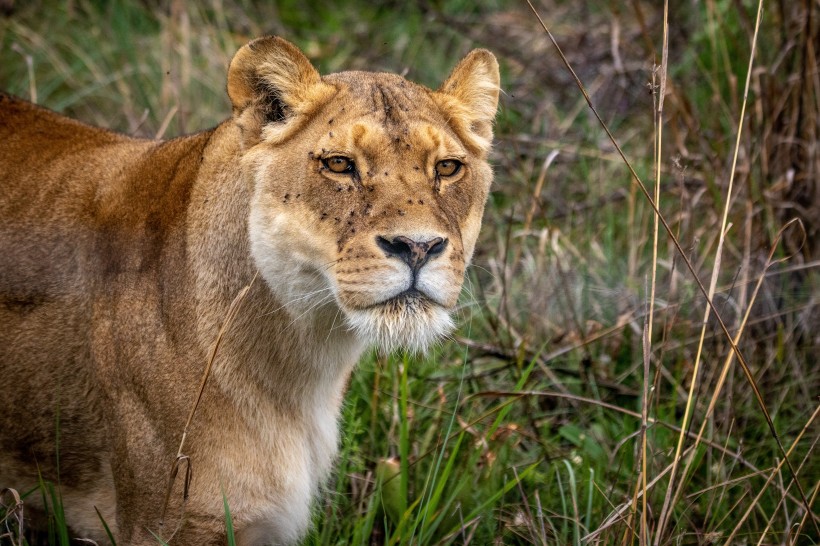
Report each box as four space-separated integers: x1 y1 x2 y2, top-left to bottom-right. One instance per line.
1 0 817 544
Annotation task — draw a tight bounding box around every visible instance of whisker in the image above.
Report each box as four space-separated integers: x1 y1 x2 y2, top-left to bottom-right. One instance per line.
466 263 500 283
325 308 345 344
282 292 336 331
255 287 334 319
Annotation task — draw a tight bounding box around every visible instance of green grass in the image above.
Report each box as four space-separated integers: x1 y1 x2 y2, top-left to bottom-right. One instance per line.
1 0 818 544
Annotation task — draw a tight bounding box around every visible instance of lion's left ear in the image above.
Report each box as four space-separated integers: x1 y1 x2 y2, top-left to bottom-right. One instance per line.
433 49 500 154
227 36 335 146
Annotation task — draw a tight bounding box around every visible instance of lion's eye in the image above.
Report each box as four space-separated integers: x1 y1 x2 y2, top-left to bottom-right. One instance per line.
435 159 462 177
323 156 355 174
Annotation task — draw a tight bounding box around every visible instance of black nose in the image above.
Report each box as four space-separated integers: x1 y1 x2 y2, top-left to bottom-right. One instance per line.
376 235 448 273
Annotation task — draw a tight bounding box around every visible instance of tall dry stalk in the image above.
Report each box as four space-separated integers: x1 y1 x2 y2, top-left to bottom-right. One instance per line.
654 0 766 539
628 3 669 544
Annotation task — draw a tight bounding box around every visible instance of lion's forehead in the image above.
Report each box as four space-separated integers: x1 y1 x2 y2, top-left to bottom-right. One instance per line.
322 72 449 128
324 71 435 105
317 121 461 166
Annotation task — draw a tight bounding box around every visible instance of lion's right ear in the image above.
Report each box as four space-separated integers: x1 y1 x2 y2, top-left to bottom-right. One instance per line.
227 36 335 146
433 49 500 156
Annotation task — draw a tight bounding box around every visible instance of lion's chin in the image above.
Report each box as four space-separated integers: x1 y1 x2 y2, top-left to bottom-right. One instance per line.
344 295 455 353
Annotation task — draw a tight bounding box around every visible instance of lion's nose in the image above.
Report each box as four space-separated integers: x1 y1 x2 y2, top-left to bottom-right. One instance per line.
376 235 448 274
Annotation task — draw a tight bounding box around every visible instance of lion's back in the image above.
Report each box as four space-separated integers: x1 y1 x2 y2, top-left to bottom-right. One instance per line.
0 93 213 307
0 94 204 484
0 95 110 478
0 94 122 329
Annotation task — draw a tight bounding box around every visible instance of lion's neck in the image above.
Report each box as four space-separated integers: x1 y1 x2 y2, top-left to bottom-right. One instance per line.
214 287 364 410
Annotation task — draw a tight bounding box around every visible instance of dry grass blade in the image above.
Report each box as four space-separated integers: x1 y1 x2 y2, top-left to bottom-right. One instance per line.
635 3 668 544
159 454 191 539
177 271 259 458
159 271 259 530
791 476 820 545
0 488 24 546
523 0 816 531
513 149 559 269
9 44 35 104
155 105 179 140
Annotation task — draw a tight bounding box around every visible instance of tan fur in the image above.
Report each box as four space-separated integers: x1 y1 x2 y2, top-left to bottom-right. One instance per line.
0 37 499 545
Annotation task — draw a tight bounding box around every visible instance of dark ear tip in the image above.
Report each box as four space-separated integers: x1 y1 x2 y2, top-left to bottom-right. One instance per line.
464 49 500 77
246 35 280 51
467 48 496 61
243 36 306 59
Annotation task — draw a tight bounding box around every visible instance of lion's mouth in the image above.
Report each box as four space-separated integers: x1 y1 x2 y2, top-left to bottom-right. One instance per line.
366 288 435 310
343 290 454 352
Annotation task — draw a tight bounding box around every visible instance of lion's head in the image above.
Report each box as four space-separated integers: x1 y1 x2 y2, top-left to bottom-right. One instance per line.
227 37 499 352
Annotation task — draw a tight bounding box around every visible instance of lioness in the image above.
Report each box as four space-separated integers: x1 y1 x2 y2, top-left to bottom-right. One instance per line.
0 36 499 545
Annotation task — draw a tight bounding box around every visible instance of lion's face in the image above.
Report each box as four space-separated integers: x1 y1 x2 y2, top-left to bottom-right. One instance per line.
229 38 499 351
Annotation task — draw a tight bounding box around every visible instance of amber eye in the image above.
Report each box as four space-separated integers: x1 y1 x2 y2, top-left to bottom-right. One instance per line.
323 156 355 174
435 159 462 177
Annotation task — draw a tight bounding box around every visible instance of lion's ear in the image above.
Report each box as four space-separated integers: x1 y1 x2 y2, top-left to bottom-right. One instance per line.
433 49 500 154
227 36 335 145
